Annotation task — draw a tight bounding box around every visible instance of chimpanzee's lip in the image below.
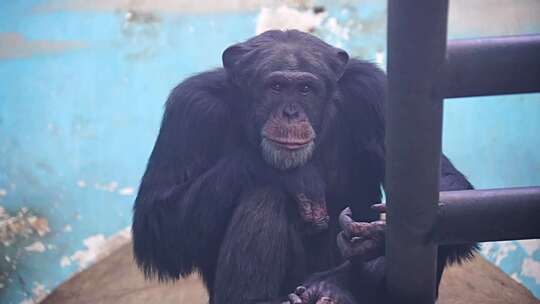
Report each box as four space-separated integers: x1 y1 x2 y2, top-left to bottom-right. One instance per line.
264 137 313 150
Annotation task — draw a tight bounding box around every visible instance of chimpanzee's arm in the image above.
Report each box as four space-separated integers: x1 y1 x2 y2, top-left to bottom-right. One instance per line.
288 156 477 303
132 69 253 288
213 187 291 304
436 155 478 288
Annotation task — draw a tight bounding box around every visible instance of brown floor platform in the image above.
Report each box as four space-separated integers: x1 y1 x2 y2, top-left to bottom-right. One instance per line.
42 243 539 304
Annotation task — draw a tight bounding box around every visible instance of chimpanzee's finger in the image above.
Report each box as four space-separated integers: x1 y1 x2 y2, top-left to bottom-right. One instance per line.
370 203 387 213
339 208 370 237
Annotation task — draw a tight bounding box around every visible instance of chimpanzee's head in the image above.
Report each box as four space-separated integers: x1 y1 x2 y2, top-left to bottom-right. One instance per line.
222 30 349 170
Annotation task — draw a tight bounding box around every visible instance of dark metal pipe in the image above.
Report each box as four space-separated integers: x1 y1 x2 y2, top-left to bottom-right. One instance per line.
443 35 540 98
433 187 540 244
386 1 448 303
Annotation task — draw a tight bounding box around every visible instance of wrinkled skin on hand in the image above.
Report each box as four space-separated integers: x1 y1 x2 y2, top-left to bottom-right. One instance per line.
286 283 356 304
286 204 387 304
337 206 386 264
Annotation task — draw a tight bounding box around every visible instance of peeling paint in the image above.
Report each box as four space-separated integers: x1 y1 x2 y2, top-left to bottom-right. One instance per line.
117 187 134 196
0 33 86 60
323 17 350 41
482 241 519 266
24 241 46 253
0 207 50 246
494 242 518 265
19 282 48 304
256 5 326 34
522 258 540 285
27 216 50 236
60 256 71 268
67 228 131 270
36 0 310 14
518 239 540 256
94 181 119 192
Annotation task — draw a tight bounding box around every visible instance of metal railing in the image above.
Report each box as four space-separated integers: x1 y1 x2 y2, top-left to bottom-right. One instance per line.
385 1 540 303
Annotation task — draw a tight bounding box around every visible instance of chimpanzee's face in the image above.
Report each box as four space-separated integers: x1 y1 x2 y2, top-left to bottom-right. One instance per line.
256 58 328 170
222 30 349 170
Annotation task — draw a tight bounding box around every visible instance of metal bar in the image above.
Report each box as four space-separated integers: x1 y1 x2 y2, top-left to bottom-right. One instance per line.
385 1 448 303
433 187 540 244
443 35 540 98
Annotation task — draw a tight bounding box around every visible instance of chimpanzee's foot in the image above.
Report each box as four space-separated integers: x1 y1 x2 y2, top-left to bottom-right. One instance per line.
337 206 386 262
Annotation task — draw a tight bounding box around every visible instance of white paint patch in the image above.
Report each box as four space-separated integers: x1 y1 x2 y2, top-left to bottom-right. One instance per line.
481 241 494 256
19 282 49 304
517 239 540 256
64 224 72 232
70 234 107 269
494 241 518 265
32 283 48 300
25 241 46 252
95 181 118 192
118 187 135 196
0 189 7 197
77 180 87 188
68 227 132 270
256 5 327 35
511 273 522 283
60 256 71 268
323 17 350 41
522 258 540 284
482 241 518 266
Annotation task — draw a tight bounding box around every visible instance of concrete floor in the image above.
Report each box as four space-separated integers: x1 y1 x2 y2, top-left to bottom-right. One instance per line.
42 242 539 304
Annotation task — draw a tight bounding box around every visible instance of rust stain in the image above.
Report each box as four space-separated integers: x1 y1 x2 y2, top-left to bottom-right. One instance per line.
0 206 50 246
28 216 50 237
0 33 86 60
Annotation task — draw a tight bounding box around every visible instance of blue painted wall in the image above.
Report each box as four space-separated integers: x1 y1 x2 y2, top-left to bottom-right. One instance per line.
0 1 539 303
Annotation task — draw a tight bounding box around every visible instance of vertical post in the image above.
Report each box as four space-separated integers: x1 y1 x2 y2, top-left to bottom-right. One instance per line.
385 1 449 303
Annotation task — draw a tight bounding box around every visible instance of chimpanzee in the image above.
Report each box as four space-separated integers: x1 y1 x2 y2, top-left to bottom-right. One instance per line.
132 29 476 304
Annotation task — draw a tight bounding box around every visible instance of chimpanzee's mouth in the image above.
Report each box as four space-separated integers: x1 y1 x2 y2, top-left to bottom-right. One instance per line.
264 137 313 150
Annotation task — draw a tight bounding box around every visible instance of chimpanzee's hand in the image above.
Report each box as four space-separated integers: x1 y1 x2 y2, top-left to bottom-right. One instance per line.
337 206 386 262
285 282 356 304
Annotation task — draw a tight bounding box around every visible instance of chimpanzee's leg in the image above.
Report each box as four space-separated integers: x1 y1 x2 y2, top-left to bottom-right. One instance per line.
212 187 290 304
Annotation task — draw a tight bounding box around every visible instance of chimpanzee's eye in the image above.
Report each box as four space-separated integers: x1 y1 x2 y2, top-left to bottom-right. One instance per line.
271 82 282 92
299 84 311 94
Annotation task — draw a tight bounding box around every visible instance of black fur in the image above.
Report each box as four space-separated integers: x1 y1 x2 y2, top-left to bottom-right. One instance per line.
132 30 476 303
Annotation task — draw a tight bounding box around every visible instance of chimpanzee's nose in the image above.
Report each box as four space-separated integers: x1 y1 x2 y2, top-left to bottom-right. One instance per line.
283 103 299 119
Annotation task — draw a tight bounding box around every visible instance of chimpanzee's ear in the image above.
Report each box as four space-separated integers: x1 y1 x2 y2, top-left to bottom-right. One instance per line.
222 43 249 83
332 48 350 80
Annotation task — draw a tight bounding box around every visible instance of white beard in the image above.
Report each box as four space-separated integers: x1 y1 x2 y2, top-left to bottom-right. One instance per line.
260 138 315 170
